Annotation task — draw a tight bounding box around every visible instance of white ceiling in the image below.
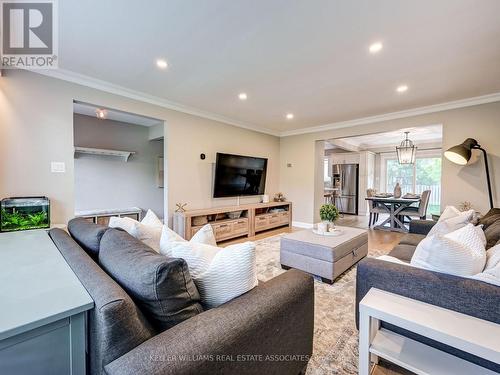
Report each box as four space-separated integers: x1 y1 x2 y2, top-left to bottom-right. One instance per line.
73 102 162 127
326 124 442 151
52 0 500 135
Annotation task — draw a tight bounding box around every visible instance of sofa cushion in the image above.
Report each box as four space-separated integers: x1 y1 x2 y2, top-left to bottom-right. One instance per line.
67 217 109 259
388 244 416 263
49 228 155 375
399 233 425 247
99 228 203 331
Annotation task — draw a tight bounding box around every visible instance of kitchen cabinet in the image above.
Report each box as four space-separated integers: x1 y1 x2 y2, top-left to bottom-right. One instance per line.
330 152 360 165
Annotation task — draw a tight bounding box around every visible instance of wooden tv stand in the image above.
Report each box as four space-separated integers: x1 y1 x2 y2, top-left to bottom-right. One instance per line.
173 201 292 243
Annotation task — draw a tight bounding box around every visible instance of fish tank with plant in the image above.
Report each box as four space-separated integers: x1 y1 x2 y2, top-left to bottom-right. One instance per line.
1 197 50 232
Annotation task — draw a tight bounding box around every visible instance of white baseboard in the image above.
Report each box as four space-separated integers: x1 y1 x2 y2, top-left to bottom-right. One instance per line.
292 221 314 229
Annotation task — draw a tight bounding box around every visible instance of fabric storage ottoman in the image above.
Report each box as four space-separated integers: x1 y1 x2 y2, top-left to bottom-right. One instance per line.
280 226 368 284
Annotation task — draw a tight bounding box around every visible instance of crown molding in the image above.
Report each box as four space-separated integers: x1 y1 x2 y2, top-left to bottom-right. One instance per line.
280 92 500 137
30 69 500 138
31 69 281 137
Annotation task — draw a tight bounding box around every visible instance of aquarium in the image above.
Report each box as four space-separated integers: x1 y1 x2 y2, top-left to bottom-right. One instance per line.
1 197 50 232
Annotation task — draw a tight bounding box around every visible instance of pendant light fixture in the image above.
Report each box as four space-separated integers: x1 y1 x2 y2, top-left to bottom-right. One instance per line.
396 131 417 164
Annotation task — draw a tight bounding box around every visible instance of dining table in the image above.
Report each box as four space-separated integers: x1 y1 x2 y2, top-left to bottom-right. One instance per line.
365 196 421 232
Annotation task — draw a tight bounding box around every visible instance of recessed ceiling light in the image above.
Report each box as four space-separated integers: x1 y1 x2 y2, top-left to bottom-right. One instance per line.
396 85 409 93
286 113 294 120
238 93 248 100
156 59 168 69
369 42 383 53
95 109 107 119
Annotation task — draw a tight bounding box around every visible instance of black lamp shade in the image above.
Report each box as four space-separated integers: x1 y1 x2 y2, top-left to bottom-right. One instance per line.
444 138 494 210
444 138 477 165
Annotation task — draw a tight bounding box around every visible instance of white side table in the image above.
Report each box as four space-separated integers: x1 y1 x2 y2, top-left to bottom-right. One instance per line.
359 288 500 375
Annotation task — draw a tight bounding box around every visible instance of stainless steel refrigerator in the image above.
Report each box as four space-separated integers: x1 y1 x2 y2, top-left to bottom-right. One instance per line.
332 164 359 215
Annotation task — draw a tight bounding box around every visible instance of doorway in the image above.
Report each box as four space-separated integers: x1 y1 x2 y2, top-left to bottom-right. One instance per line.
72 101 166 223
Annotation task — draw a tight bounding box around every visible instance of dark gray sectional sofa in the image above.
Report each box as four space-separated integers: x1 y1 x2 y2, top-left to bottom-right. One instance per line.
49 218 314 375
356 209 500 373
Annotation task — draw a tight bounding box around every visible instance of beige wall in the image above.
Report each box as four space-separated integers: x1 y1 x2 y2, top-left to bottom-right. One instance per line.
0 70 280 224
1 70 498 227
280 102 500 224
73 114 164 218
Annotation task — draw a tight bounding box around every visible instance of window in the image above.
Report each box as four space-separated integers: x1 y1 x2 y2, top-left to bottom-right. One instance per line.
384 155 442 215
386 159 414 195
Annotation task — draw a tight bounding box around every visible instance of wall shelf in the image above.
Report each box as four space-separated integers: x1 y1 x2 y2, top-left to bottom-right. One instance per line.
74 147 135 162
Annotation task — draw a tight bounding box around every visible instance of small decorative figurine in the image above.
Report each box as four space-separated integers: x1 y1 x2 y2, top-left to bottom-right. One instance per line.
459 201 472 212
274 192 286 202
175 203 187 213
393 183 402 199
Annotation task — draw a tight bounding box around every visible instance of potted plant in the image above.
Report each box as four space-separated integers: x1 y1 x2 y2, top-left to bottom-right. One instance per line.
319 204 339 232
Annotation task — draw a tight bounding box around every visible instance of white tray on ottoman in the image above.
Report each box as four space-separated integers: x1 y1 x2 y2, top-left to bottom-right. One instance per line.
280 226 368 284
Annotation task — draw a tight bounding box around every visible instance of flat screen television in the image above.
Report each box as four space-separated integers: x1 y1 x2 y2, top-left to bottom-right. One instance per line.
213 153 268 198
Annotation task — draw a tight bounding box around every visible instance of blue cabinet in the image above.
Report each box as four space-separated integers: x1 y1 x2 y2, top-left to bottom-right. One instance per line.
0 231 93 374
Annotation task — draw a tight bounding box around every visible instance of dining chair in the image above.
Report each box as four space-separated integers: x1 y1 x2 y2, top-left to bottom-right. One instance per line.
324 193 333 204
399 190 431 222
367 188 385 227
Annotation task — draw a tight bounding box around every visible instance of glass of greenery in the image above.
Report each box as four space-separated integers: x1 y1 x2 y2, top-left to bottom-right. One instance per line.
319 204 339 231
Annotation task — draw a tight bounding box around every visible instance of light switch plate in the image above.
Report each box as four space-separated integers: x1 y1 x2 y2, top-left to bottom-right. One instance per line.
51 162 66 173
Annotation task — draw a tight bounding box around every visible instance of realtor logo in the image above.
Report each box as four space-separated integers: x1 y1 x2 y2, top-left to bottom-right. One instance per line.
1 0 58 69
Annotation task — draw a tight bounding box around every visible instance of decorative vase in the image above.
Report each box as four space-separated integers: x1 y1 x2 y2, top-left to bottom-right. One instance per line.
394 183 402 198
318 222 328 234
328 221 336 231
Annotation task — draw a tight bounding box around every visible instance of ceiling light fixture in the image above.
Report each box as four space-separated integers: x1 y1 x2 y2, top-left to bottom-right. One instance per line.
95 109 107 120
156 59 168 69
238 93 248 100
286 113 294 120
396 131 417 164
369 42 383 53
396 85 408 93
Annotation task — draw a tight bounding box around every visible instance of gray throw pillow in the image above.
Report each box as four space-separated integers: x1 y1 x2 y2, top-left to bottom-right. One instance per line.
68 217 109 260
99 228 203 331
484 220 500 250
478 208 500 230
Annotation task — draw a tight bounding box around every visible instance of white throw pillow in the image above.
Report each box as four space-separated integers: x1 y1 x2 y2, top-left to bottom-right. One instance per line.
411 224 487 276
470 244 500 286
170 241 258 308
160 225 185 246
109 216 162 252
109 216 137 233
438 206 462 222
484 243 500 270
427 209 474 236
141 209 163 228
190 224 217 247
159 224 216 256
